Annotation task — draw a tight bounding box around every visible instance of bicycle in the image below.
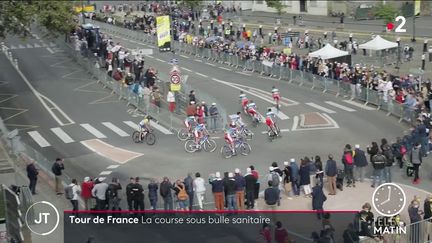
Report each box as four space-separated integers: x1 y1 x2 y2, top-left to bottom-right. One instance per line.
177 127 194 141
267 122 281 142
184 134 217 153
238 125 253 140
132 128 156 145
221 136 252 159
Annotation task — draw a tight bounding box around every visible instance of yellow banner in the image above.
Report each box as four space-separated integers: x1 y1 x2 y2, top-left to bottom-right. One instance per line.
414 0 421 15
74 5 95 13
156 16 171 51
170 84 181 92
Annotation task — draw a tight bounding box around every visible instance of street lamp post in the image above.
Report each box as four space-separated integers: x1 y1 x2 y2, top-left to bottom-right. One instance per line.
396 37 401 71
411 13 416 42
422 54 426 70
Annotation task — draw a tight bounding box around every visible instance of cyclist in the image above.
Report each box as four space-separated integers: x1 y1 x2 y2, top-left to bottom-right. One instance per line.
224 128 236 155
139 116 151 139
193 123 206 146
184 116 196 132
239 91 249 113
265 108 277 135
271 86 281 109
246 100 258 118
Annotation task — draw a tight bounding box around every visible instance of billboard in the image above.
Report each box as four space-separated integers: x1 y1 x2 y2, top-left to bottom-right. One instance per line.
156 16 171 52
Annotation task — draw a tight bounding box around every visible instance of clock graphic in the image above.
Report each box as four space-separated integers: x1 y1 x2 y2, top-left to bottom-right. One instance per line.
372 183 407 217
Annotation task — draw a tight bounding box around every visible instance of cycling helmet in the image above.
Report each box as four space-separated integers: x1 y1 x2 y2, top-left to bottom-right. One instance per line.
268 108 272 112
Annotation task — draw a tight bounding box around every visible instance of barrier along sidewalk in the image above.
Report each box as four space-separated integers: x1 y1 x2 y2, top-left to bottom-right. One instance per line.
91 19 420 127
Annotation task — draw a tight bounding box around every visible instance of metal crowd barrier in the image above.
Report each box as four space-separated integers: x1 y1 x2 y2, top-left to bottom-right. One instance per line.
91 20 420 126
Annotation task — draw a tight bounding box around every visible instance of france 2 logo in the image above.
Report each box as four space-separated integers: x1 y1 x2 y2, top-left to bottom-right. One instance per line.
387 16 407 33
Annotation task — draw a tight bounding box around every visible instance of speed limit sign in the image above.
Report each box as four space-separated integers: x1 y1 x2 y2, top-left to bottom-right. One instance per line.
170 73 181 84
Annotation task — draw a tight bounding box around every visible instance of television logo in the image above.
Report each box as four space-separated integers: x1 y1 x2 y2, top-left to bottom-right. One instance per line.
374 216 407 235
387 16 407 33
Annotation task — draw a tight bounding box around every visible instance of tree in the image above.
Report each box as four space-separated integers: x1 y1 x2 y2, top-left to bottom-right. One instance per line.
266 0 284 15
0 1 77 39
373 3 399 26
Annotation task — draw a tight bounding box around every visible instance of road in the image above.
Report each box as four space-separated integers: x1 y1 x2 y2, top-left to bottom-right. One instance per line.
1 19 431 212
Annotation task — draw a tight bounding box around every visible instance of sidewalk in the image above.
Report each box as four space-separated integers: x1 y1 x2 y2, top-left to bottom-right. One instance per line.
0 143 69 243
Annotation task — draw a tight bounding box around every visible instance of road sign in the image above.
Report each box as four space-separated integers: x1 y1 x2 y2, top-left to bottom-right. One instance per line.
170 73 181 84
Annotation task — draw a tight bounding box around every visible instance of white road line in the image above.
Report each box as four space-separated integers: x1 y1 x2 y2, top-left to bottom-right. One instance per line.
236 71 251 76
50 127 75 143
195 72 208 78
155 58 165 63
144 55 154 58
205 63 215 66
80 123 107 138
182 67 192 72
180 55 189 58
291 116 299 131
33 43 41 48
305 103 336 114
102 122 129 137
123 121 140 131
219 67 231 71
18 44 25 49
27 131 51 147
194 59 203 62
26 44 33 48
325 101 356 112
321 113 340 128
276 111 290 120
99 171 112 175
5 52 74 126
107 165 120 169
46 47 54 53
261 128 289 134
149 120 173 135
343 100 376 111
10 45 16 49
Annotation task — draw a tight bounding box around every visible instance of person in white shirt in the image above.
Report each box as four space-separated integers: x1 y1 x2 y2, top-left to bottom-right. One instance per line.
193 172 206 210
167 88 176 113
70 179 81 211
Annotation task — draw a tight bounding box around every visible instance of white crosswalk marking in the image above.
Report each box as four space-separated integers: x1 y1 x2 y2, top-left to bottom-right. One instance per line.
10 45 16 49
305 103 336 114
26 44 33 48
343 100 376 111
99 171 112 175
33 43 41 48
149 120 173 135
325 101 356 112
80 123 107 138
27 131 51 147
102 122 129 137
18 44 25 49
123 121 140 131
107 165 120 169
50 127 75 143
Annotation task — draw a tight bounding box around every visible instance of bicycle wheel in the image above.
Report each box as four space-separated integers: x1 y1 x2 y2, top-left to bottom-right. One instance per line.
132 131 142 143
239 143 251 156
145 132 156 145
243 128 253 140
177 128 190 141
184 140 197 153
203 139 217 152
221 145 233 159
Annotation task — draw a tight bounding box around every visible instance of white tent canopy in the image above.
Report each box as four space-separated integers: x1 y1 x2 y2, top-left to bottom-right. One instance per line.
308 43 349 59
358 35 398 51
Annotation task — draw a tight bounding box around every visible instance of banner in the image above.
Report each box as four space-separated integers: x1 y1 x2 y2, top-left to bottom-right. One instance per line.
156 16 171 52
74 5 95 13
414 0 421 16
